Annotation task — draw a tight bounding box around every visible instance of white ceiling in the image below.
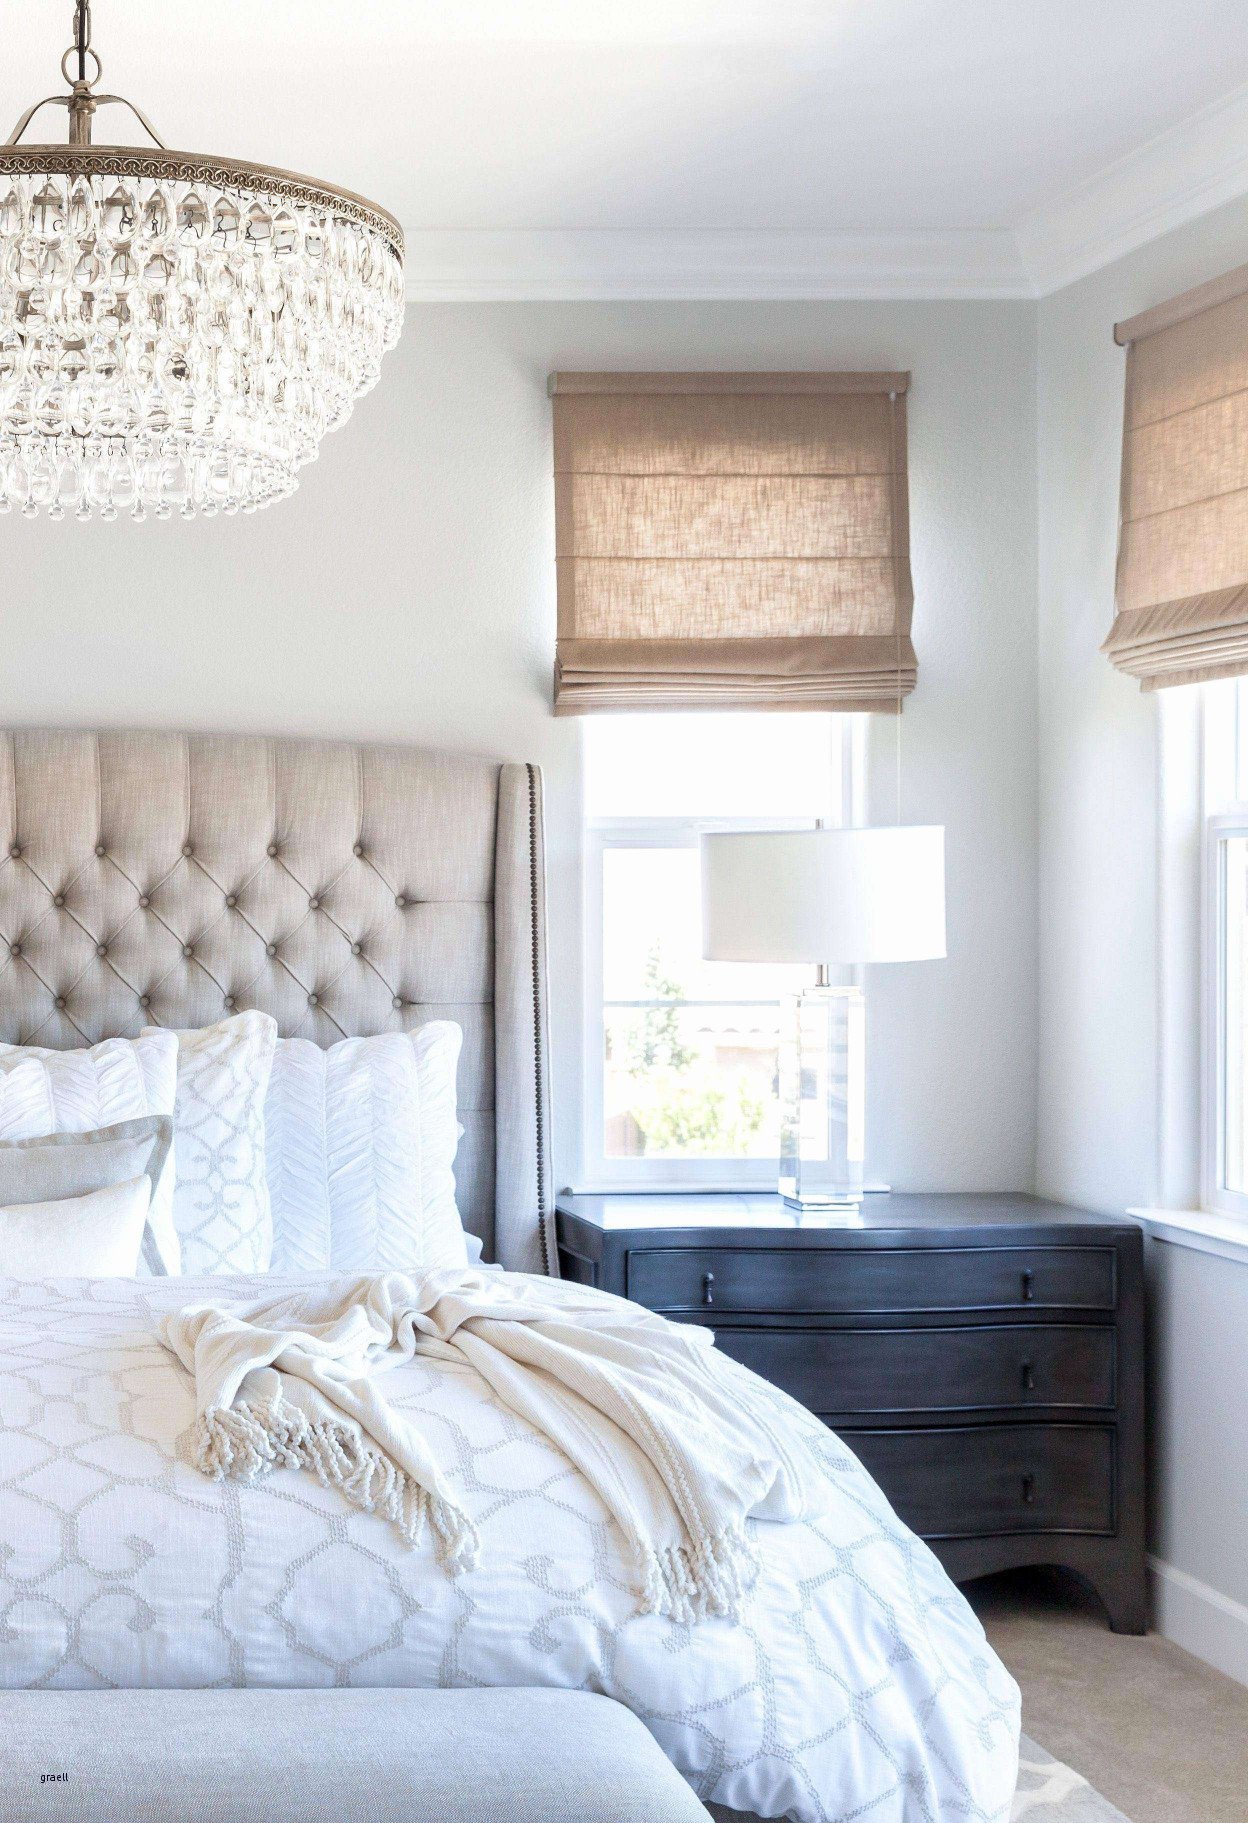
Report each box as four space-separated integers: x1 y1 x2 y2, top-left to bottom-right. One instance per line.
7 0 1248 296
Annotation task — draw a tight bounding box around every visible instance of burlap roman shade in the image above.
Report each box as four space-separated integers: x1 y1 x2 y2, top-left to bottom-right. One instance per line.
550 372 914 713
1108 263 1248 690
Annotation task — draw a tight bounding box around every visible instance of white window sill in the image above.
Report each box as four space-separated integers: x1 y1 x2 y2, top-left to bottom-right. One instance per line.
1129 1206 1248 1267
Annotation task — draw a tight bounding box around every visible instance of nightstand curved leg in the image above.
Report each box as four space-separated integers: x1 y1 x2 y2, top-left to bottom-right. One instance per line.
1077 1557 1149 1635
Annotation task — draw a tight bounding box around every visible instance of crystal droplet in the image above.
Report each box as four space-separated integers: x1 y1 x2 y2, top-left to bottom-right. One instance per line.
67 177 95 240
0 180 22 237
211 196 240 245
30 178 66 239
101 183 137 244
244 201 273 247
176 188 208 241
141 188 171 244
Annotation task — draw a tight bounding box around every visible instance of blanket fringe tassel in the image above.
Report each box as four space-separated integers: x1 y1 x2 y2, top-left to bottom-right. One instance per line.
194 1399 480 1575
639 1524 759 1626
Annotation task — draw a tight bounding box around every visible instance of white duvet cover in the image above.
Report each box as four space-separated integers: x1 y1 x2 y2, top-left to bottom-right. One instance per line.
0 1272 1020 1822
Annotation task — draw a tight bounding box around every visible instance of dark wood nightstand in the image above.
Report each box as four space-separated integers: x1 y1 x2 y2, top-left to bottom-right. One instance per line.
556 1190 1147 1634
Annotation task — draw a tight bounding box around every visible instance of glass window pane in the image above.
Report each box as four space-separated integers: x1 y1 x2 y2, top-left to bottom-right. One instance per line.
1224 835 1248 1193
602 844 810 1005
585 712 843 820
604 1005 783 1161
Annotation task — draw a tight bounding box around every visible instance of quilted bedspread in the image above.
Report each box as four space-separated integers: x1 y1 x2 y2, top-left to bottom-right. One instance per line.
0 1272 1020 1821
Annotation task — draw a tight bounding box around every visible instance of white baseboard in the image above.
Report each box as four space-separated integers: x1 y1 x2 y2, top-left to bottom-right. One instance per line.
1149 1555 1248 1686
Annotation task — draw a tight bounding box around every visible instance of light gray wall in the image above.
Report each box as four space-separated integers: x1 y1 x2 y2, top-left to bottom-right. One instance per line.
1036 194 1248 1656
0 299 1039 1196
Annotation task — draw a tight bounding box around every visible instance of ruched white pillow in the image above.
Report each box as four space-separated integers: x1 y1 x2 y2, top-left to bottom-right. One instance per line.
265 1023 469 1274
0 1032 179 1272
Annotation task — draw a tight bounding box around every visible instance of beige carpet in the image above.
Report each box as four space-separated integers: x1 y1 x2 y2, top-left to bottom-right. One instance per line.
969 1569 1248 1823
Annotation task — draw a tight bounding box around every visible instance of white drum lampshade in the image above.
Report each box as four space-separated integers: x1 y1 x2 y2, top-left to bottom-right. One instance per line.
701 825 946 966
700 824 946 1212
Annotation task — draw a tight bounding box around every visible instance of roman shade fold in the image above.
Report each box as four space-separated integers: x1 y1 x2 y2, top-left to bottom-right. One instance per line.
550 372 915 713
1108 262 1248 690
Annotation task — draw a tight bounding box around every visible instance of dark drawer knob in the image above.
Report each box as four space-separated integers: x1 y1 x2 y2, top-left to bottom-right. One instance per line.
702 1271 715 1308
1020 1269 1035 1302
1021 1473 1036 1505
1021 1359 1036 1392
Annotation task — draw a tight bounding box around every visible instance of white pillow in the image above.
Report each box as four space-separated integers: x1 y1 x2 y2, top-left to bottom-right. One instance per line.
0 1116 174 1275
0 1176 151 1278
266 1022 470 1275
0 1032 180 1272
147 1012 278 1276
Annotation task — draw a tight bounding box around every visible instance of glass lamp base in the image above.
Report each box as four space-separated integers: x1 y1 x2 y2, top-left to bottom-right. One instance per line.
778 983 866 1211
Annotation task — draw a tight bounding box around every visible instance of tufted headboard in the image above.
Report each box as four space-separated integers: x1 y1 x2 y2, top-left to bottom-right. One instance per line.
0 731 554 1275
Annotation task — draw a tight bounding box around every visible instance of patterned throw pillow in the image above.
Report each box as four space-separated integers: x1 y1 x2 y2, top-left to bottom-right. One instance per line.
265 1022 469 1275
148 1012 278 1275
0 1032 180 1272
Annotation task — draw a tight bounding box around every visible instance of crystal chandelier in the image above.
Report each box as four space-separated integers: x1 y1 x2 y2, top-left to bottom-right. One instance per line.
0 4 404 520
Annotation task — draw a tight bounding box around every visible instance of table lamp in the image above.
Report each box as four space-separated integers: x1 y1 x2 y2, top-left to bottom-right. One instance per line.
700 825 946 1210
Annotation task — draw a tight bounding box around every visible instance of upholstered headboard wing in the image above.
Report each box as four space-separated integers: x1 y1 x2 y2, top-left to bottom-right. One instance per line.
0 731 554 1274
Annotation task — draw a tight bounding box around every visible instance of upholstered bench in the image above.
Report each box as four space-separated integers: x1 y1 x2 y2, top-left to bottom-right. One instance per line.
2 1687 711 1822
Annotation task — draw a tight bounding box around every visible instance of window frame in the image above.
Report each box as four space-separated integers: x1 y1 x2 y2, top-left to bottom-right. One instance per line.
580 716 864 1192
1202 808 1248 1219
1200 678 1248 1219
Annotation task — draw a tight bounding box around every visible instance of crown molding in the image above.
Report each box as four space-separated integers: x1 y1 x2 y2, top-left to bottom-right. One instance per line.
400 86 1248 305
1017 80 1248 296
403 228 1032 302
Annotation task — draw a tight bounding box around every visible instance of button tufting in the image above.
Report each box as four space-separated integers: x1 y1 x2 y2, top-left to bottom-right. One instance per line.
393 995 403 1009
95 843 105 858
9 844 20 859
266 942 277 957
267 842 278 858
139 994 150 1009
9 943 20 958
308 992 319 1007
97 944 108 958
308 896 320 911
395 894 406 908
353 843 364 858
224 994 236 1009
53 894 64 908
183 945 194 960
55 996 65 1010
182 843 194 858
225 894 237 908
351 942 362 956
138 896 150 909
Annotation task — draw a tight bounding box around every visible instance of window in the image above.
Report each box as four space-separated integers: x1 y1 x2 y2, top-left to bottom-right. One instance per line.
583 712 863 1188
1203 679 1248 1216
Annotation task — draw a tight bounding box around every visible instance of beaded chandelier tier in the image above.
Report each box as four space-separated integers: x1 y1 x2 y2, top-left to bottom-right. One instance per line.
0 3 405 520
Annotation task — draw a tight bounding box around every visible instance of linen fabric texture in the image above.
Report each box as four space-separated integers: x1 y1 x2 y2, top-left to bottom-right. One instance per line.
0 1115 173 1274
1110 261 1248 688
0 1689 710 1823
0 1032 179 1271
149 1011 278 1275
0 730 553 1274
550 371 915 713
0 1176 151 1277
265 1024 470 1275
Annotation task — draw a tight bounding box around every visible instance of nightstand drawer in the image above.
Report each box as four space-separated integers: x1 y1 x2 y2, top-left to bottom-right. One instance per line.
716 1324 1116 1414
626 1244 1116 1315
847 1423 1116 1538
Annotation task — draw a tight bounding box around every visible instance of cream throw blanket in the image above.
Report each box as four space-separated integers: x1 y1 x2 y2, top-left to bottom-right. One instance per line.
161 1269 821 1624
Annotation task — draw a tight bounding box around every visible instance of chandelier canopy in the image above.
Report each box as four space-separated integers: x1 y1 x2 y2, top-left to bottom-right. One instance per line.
0 3 405 520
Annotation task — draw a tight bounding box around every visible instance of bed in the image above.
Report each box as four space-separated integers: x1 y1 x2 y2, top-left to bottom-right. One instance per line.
0 729 1021 1822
